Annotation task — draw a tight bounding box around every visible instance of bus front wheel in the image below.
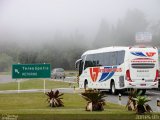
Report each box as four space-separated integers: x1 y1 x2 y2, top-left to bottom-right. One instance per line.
110 81 117 95
84 81 88 90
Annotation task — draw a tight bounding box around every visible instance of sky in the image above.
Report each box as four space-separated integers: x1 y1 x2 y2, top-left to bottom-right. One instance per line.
0 0 160 44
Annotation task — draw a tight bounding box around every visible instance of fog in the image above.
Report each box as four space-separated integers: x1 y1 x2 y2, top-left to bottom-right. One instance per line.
0 0 160 45
0 0 160 70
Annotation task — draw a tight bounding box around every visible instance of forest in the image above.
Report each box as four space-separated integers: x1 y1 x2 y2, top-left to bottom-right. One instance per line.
0 9 160 71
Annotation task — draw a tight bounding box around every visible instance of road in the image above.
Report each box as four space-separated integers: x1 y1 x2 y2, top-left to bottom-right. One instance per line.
106 90 160 112
0 75 13 83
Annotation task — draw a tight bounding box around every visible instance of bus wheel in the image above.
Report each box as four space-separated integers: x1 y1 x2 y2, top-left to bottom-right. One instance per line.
137 89 146 95
142 89 146 95
84 81 88 90
111 82 117 95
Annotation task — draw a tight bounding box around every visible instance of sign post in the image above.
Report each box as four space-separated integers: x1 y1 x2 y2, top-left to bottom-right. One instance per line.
12 64 51 93
118 93 122 105
44 79 46 93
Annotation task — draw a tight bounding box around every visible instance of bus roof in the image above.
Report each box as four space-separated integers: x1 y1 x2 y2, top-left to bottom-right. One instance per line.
82 46 129 56
82 46 157 57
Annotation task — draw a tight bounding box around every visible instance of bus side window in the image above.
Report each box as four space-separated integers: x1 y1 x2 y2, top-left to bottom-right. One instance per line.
96 54 103 66
104 52 110 66
117 51 125 65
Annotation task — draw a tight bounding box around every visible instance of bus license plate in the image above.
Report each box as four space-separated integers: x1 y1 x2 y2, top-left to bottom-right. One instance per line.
140 84 146 86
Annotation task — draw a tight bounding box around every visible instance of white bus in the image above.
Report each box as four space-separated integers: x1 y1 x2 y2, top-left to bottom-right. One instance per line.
75 46 159 94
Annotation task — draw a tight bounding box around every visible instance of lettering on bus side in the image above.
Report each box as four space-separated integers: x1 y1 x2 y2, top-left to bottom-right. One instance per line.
89 67 122 82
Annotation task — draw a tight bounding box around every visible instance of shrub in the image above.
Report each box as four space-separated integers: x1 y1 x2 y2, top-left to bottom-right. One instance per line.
46 90 64 107
81 90 107 111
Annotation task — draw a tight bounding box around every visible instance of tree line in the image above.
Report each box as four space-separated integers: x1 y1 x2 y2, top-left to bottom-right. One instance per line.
0 9 160 72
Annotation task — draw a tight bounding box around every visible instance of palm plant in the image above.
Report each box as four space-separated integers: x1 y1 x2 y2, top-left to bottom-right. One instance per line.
126 89 142 111
46 90 64 107
81 90 107 111
132 96 152 114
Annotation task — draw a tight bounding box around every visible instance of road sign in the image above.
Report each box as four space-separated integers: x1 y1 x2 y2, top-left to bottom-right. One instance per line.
135 32 152 43
12 64 51 79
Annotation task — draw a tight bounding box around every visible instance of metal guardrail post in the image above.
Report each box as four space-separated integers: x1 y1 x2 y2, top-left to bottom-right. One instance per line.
118 93 122 105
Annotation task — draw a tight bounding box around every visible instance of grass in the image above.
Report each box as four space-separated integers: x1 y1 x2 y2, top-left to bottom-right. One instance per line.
0 79 77 90
0 72 10 75
0 93 135 120
65 70 78 77
0 93 159 120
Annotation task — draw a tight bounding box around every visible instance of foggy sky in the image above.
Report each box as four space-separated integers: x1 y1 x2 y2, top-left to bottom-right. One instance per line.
0 0 160 44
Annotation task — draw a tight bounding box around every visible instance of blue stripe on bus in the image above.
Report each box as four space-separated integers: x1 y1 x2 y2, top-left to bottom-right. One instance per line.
131 52 146 57
99 66 117 82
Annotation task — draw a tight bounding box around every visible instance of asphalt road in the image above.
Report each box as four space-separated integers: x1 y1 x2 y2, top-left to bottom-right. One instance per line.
0 75 13 83
106 90 160 112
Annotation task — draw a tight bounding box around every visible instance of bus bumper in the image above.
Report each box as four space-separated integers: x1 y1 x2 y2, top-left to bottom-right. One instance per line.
124 81 158 89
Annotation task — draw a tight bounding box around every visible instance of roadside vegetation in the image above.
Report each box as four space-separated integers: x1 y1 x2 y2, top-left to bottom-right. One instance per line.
0 91 159 120
0 72 11 75
0 9 160 73
65 70 78 77
0 79 77 90
126 89 152 114
46 90 64 107
81 90 106 111
0 92 135 120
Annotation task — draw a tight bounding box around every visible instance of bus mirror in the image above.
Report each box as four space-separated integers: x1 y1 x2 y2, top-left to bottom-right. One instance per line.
75 59 82 69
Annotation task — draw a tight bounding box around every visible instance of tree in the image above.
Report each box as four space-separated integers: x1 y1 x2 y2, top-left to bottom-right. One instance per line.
93 9 149 47
149 20 160 47
115 9 148 46
18 50 38 64
93 19 112 48
0 53 14 72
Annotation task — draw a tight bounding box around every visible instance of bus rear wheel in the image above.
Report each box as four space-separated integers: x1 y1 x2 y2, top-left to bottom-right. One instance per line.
137 89 146 95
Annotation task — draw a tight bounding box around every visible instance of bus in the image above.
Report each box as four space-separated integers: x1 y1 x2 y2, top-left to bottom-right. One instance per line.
75 46 159 94
158 49 160 90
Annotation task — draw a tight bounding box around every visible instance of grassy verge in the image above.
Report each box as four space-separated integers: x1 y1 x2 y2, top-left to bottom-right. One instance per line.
0 79 77 90
65 70 78 77
0 93 159 120
0 72 10 75
0 93 138 120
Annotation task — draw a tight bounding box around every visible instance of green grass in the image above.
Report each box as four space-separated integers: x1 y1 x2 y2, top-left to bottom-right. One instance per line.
0 79 77 90
0 93 129 114
0 72 10 75
0 93 158 120
65 70 78 77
